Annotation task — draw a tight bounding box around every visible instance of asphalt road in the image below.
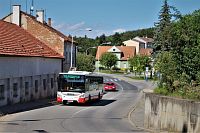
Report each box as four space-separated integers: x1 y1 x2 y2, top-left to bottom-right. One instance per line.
0 76 148 133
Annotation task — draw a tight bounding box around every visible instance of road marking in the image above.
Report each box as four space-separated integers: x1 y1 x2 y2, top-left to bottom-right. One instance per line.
70 107 92 118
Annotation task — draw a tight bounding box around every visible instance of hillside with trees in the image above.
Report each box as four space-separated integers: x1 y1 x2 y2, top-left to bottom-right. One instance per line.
75 27 154 56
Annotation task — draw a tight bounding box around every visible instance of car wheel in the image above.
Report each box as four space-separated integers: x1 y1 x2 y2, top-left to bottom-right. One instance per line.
98 93 101 100
88 95 91 102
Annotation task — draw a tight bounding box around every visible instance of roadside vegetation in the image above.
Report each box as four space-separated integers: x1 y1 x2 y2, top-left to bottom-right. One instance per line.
153 0 200 100
75 0 200 100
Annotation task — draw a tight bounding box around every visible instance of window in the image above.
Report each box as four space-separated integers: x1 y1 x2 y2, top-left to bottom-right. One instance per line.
43 79 46 90
25 82 29 95
0 85 5 100
51 78 54 89
113 49 115 51
13 83 18 97
35 80 38 93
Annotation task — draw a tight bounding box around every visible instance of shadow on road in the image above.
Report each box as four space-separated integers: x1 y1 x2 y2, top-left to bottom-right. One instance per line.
0 99 57 116
61 99 116 107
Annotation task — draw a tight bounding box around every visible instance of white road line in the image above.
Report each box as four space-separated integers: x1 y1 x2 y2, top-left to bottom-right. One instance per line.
70 107 92 118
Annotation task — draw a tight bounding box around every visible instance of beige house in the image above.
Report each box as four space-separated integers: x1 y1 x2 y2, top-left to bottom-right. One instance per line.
123 36 153 56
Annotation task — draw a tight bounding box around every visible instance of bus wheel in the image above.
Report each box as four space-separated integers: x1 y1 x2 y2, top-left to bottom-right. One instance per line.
63 101 67 105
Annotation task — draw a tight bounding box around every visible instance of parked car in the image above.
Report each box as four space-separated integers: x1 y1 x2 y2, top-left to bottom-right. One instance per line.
104 82 116 91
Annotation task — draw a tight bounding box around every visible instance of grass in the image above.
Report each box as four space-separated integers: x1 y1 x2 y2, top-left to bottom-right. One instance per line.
99 70 125 74
154 86 200 101
128 76 155 81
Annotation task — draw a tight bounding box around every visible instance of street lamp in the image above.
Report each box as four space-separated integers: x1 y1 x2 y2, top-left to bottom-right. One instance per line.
85 46 96 55
70 28 92 70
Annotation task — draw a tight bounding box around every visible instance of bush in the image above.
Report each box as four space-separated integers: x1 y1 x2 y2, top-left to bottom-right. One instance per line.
154 87 169 95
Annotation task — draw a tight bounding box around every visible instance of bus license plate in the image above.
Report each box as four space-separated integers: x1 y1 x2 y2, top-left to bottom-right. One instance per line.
68 100 73 103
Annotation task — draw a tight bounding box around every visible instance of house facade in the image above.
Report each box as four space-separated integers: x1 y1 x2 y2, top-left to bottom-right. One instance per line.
2 5 75 72
0 21 63 107
123 36 153 55
95 46 136 69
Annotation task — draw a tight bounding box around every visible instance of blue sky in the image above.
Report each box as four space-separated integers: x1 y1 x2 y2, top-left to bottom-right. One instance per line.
0 0 200 38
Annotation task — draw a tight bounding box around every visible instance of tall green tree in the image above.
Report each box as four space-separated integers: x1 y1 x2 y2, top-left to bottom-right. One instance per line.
76 53 95 72
169 9 200 83
153 0 181 54
100 52 118 70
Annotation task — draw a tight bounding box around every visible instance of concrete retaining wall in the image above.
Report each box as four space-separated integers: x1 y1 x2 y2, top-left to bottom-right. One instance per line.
144 93 200 133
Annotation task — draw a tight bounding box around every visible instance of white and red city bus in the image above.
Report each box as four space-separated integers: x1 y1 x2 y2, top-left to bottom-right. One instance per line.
57 71 104 105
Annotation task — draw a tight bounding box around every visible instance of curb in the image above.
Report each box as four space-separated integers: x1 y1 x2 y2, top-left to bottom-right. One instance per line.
127 83 156 133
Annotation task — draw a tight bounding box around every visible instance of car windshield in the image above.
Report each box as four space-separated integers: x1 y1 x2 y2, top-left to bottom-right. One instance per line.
106 83 114 86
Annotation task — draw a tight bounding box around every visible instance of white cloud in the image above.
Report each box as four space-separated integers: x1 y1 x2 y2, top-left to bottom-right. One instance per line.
53 21 85 32
113 28 126 33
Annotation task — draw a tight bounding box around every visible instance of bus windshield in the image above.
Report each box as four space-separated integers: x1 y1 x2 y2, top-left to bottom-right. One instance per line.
58 74 85 93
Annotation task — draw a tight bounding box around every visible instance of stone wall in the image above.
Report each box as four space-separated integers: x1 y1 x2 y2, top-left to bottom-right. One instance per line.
144 93 200 133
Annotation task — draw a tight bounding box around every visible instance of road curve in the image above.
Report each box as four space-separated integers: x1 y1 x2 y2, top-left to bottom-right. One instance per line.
0 76 147 133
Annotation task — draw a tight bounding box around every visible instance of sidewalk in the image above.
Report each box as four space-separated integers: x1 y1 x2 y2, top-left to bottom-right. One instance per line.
0 98 57 117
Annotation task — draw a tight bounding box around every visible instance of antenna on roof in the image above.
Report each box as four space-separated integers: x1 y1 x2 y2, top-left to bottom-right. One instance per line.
30 0 34 15
26 0 27 13
44 9 47 22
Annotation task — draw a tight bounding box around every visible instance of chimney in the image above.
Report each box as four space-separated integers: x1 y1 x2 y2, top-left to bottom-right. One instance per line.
36 10 44 23
12 5 21 26
48 18 51 26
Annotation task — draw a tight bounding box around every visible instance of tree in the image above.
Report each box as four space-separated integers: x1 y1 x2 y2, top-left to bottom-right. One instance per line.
128 55 151 77
169 9 200 83
154 51 178 92
153 0 181 54
76 53 95 72
112 32 122 46
100 52 118 70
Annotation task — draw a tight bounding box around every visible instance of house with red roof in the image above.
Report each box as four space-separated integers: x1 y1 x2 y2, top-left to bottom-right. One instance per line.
123 36 153 56
0 20 63 106
95 46 136 69
2 5 74 72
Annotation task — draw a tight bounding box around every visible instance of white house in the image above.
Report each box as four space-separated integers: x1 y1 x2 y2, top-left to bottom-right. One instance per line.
95 46 136 69
0 20 63 107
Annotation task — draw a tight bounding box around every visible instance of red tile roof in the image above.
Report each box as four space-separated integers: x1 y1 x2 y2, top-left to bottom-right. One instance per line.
139 48 153 56
0 20 63 58
96 46 136 60
2 11 72 42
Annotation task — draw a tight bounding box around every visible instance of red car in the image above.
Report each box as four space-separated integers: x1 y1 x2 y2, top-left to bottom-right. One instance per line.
104 82 117 91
